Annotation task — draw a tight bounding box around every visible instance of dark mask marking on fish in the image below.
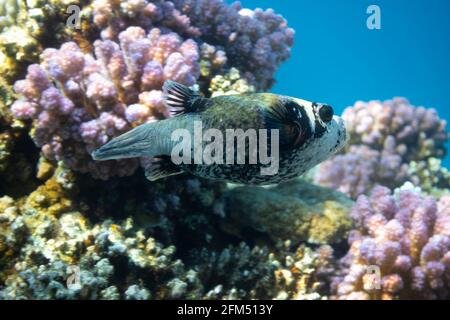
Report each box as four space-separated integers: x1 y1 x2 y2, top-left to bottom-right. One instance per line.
263 100 312 150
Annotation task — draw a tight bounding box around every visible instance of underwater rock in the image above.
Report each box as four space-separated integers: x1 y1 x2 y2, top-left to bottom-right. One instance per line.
222 180 354 245
332 184 450 300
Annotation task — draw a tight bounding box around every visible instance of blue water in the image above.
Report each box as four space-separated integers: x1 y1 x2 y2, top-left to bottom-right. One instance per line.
240 0 450 168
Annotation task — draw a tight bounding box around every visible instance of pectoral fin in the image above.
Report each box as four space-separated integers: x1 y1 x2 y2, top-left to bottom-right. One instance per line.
144 156 183 181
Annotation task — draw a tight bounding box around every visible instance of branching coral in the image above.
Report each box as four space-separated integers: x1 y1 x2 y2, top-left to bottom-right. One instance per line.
91 0 295 90
171 0 295 90
343 98 448 161
332 184 450 300
407 158 450 198
0 0 91 80
272 243 336 300
315 98 449 199
11 0 294 179
0 166 342 300
315 144 409 200
11 26 200 179
208 67 255 97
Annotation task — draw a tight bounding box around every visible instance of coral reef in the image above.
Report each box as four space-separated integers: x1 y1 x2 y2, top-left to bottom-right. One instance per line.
0 167 222 299
343 98 448 161
407 158 450 198
271 242 336 300
222 180 353 245
0 207 202 299
315 98 449 199
91 0 294 90
0 76 16 172
0 76 38 196
3 0 449 303
195 241 336 300
11 28 199 179
0 0 91 81
332 184 450 300
208 67 255 97
0 165 347 300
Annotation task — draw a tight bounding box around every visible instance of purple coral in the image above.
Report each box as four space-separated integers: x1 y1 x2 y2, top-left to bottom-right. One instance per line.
92 0 295 90
343 98 448 161
11 27 199 179
171 0 295 89
11 0 294 179
315 98 449 199
315 144 409 200
333 185 450 300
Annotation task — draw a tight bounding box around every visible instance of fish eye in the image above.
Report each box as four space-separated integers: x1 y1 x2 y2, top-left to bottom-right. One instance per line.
319 104 333 123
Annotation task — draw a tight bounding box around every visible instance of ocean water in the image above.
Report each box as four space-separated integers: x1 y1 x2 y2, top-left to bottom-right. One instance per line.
241 0 450 168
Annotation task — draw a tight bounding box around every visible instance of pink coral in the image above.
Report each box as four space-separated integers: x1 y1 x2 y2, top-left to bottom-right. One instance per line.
11 27 199 179
343 98 448 161
92 0 295 90
333 185 450 300
315 98 449 199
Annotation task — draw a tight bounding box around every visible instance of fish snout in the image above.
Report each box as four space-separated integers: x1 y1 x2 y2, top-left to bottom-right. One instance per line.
332 115 348 149
92 123 154 161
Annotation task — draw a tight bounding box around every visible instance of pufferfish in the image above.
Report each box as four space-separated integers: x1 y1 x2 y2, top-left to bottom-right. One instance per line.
92 81 347 184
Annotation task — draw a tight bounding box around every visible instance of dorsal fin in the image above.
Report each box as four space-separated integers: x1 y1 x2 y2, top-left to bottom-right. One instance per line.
163 80 207 116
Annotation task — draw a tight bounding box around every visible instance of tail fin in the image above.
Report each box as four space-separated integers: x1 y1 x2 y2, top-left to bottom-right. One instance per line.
92 123 156 161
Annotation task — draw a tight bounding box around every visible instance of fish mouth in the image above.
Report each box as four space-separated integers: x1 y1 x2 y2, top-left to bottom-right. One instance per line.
92 124 154 161
328 115 348 154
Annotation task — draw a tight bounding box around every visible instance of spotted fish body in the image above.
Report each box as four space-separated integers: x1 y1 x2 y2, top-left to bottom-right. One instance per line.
92 81 347 184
